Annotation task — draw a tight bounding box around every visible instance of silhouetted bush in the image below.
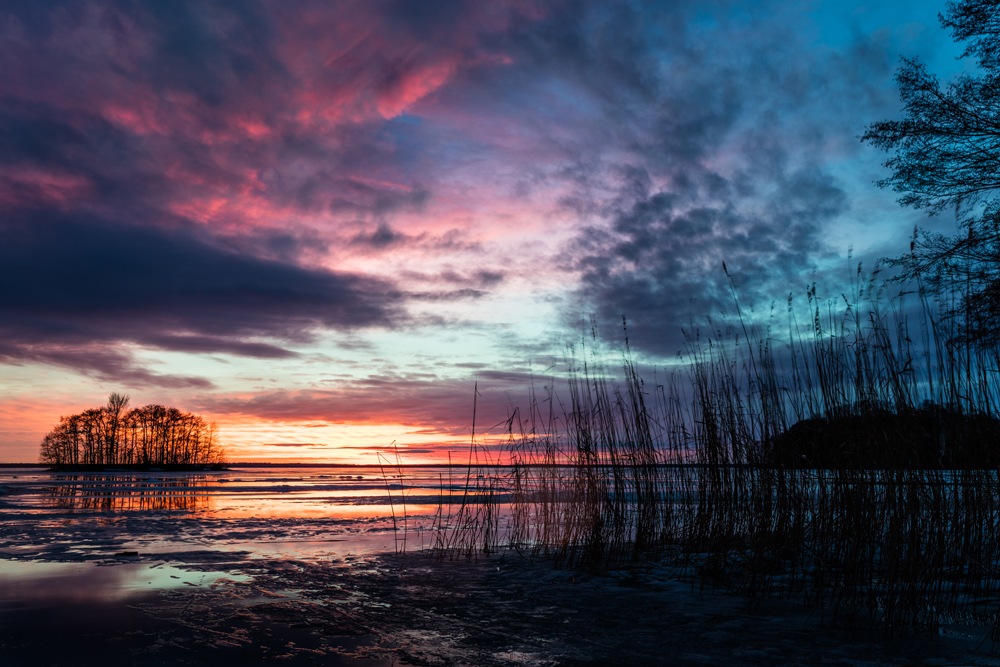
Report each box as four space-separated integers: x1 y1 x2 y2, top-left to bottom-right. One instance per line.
768 401 1000 469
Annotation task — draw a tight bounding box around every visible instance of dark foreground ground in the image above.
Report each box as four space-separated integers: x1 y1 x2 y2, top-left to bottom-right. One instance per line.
3 550 1000 667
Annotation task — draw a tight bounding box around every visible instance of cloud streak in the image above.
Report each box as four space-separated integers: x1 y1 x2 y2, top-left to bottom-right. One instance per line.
195 369 540 437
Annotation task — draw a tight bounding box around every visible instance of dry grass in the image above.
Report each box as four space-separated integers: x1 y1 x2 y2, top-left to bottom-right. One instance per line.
419 265 1000 637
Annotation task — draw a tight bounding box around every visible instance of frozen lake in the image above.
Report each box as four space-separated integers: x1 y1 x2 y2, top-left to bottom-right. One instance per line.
0 465 472 563
4 465 1000 666
0 465 475 665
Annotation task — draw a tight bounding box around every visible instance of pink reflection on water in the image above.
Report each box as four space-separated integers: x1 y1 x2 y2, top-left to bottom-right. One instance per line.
0 561 248 603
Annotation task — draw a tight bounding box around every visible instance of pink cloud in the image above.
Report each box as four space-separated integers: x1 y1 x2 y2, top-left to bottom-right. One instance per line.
377 61 458 119
0 167 93 208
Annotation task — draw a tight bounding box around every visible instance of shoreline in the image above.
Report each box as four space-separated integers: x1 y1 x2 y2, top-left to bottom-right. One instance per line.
44 463 230 472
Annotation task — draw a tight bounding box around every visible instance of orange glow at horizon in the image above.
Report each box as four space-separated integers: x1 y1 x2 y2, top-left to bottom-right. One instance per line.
0 399 480 465
207 416 478 465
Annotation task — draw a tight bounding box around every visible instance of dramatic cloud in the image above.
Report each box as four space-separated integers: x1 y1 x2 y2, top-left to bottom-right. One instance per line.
0 0 950 457
0 0 546 387
477 1 908 354
569 166 850 355
0 214 403 384
0 0 546 226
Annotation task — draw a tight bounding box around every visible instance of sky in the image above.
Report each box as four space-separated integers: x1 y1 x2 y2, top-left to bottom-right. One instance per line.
0 0 975 463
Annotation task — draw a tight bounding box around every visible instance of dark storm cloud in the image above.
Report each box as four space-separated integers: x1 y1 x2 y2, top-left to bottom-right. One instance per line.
0 214 403 384
568 166 849 355
441 0 901 355
2 344 214 390
0 0 516 384
570 176 849 356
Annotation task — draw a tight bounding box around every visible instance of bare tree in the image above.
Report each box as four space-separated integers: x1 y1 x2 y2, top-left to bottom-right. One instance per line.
38 395 224 467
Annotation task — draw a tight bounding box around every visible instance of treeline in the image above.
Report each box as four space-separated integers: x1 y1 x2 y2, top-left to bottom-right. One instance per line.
39 394 225 467
767 402 1000 469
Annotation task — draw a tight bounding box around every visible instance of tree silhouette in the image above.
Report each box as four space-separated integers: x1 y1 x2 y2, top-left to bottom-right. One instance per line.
39 394 224 467
863 0 1000 343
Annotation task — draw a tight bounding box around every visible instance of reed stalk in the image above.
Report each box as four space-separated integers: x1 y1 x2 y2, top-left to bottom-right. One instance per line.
422 264 1000 637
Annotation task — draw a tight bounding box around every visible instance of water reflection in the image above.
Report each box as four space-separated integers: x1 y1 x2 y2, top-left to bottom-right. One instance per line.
46 475 213 512
2 465 507 521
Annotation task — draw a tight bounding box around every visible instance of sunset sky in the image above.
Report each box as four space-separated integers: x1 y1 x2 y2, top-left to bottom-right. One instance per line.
0 0 972 462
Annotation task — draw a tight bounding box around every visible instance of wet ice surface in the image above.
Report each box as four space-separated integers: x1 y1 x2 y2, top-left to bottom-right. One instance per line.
0 465 447 563
0 465 441 666
3 466 1000 666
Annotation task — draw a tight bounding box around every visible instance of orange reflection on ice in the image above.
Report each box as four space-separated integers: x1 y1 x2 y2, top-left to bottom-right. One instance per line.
46 474 216 512
27 466 493 522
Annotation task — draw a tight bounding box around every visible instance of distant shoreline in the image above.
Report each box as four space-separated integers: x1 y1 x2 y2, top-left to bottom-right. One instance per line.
0 462 394 469
35 463 230 472
0 461 769 469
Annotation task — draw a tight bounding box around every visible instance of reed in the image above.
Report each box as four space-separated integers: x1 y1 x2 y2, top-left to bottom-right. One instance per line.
431 383 508 561
422 263 1000 637
377 441 409 554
